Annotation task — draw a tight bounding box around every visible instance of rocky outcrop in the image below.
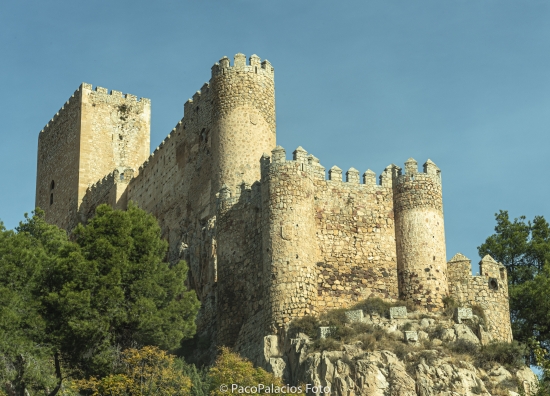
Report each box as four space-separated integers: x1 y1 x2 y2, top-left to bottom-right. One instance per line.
262 308 538 396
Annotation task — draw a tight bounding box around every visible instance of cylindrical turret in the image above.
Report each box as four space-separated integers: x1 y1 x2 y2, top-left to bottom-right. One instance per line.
210 54 276 197
393 158 448 311
261 146 318 332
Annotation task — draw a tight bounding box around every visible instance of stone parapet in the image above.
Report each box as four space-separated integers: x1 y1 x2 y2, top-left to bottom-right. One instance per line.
447 253 512 342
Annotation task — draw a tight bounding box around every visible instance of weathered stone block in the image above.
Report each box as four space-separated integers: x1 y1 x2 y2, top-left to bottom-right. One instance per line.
345 310 364 323
454 307 473 324
404 331 418 343
390 306 407 319
318 326 336 339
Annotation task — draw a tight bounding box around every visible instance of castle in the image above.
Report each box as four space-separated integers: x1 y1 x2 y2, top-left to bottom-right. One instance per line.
35 53 512 361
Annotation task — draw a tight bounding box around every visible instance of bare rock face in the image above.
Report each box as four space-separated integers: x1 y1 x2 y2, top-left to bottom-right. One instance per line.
262 310 538 395
454 324 481 345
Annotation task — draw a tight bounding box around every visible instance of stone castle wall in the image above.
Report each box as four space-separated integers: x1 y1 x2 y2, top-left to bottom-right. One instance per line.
79 168 133 221
313 161 398 311
394 159 448 311
216 182 265 348
261 147 319 331
447 254 512 342
35 53 514 353
78 83 150 207
36 86 83 230
36 84 150 231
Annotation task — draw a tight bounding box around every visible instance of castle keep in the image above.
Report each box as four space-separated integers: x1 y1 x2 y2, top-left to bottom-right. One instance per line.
36 53 512 359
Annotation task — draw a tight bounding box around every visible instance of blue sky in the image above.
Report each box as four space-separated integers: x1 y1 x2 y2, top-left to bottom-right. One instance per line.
1 0 549 270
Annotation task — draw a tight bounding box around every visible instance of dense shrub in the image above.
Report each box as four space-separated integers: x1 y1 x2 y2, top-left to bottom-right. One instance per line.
448 339 479 355
475 341 528 369
288 315 319 339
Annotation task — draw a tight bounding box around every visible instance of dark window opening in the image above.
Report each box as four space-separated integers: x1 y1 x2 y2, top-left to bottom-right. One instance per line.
489 278 499 291
50 180 55 190
50 193 54 205
500 268 505 280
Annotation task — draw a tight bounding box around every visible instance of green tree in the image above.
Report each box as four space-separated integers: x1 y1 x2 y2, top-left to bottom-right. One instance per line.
41 203 200 378
478 210 550 348
0 212 70 395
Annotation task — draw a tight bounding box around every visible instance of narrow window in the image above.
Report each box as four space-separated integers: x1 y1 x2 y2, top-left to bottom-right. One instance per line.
50 180 55 205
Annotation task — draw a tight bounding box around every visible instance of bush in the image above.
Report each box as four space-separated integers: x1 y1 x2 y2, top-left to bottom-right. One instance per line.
180 361 210 396
356 333 377 351
313 338 343 352
475 341 528 369
288 315 319 339
430 324 446 340
442 296 459 317
352 298 392 317
448 339 479 355
319 308 348 327
73 346 192 395
208 347 305 395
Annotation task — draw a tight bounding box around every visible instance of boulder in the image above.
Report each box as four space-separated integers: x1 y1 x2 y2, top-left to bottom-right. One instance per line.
454 323 480 345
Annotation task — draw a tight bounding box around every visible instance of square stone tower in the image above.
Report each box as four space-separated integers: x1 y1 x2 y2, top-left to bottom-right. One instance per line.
35 83 150 230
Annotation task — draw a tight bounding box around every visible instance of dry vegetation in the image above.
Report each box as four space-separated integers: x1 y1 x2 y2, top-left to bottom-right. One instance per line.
289 297 529 392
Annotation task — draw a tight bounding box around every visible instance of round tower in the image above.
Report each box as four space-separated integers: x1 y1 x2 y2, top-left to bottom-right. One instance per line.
393 158 448 311
210 53 276 196
261 146 318 333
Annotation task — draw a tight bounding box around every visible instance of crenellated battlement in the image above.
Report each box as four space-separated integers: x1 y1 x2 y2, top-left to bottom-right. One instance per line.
216 180 262 215
86 167 133 192
84 82 150 103
134 119 183 176
82 82 150 104
39 85 83 135
211 53 274 79
184 82 210 116
264 146 398 190
394 158 441 186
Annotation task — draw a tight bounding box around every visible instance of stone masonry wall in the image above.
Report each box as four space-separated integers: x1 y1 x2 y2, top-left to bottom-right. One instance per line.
35 83 150 232
261 147 318 332
79 168 133 221
447 253 512 342
314 159 399 311
36 86 83 231
126 54 276 342
393 159 448 311
78 83 150 212
210 53 276 201
126 85 218 332
216 183 264 349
